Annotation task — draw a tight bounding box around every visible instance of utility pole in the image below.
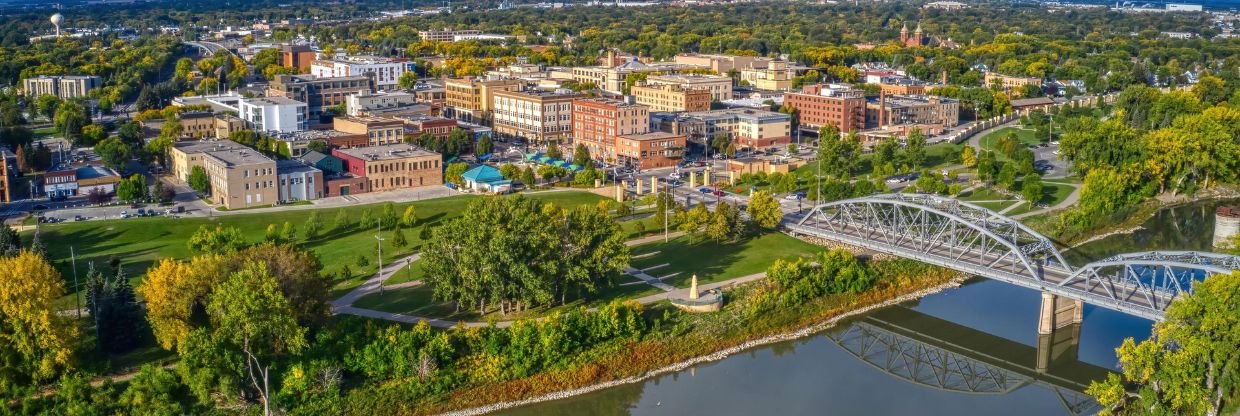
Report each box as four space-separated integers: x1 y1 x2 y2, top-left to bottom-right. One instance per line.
71 246 80 320
375 222 385 295
663 181 669 243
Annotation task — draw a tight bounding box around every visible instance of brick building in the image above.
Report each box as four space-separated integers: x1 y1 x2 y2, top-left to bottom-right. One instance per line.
280 45 317 72
443 77 523 124
332 144 443 193
203 148 278 210
571 98 650 165
783 84 867 134
631 84 711 113
615 132 685 170
333 116 406 146
491 89 583 143
268 74 376 124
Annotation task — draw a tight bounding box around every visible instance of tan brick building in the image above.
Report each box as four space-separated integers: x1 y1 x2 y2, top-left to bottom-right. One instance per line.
866 95 960 131
179 112 217 139
333 116 406 146
169 140 247 183
985 72 1041 92
572 98 650 165
783 84 867 134
280 45 317 72
443 77 523 124
332 144 443 192
491 89 583 143
631 84 711 112
646 74 733 102
402 115 458 140
615 132 685 170
203 148 279 209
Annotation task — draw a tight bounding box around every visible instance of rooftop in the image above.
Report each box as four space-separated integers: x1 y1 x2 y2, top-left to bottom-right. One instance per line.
648 73 731 83
494 89 584 99
868 95 958 108
683 108 790 122
276 159 321 175
204 148 276 167
242 96 305 107
269 129 357 142
620 131 681 141
574 97 645 108
335 143 440 161
172 139 247 154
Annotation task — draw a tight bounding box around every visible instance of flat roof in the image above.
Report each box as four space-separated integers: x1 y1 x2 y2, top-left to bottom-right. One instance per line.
204 148 275 167
270 129 356 142
242 96 305 107
684 108 790 122
334 143 440 161
172 139 247 154
619 132 681 141
276 159 321 174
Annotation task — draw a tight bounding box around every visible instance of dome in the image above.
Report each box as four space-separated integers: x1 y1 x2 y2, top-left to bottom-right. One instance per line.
50 13 64 26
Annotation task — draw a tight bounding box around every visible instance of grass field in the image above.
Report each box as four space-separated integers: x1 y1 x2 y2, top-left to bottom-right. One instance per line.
977 128 1042 161
30 191 607 307
352 277 662 322
792 142 963 181
628 232 824 287
32 126 56 138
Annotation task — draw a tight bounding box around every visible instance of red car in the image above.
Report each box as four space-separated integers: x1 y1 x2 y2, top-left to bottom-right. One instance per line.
712 190 726 197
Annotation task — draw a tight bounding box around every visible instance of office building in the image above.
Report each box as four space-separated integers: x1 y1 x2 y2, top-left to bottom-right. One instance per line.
645 74 733 101
783 84 867 134
203 148 278 210
332 144 443 192
491 89 583 143
268 74 376 123
443 77 524 124
984 72 1041 91
239 96 308 133
169 139 247 183
654 108 792 152
631 84 711 112
333 116 406 146
614 132 686 170
346 90 419 116
866 95 960 132
739 60 795 91
572 98 651 164
280 45 317 72
276 160 324 202
418 28 482 42
310 55 411 89
22 75 102 99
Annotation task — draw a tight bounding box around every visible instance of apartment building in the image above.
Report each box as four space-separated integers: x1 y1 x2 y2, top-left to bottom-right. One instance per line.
333 116 406 146
346 91 418 116
615 132 685 170
739 60 795 91
865 95 960 132
311 55 410 89
22 75 102 99
179 112 218 139
631 84 711 112
215 114 246 139
783 84 867 134
656 108 792 151
572 98 651 164
570 60 685 94
239 96 308 133
203 148 278 210
280 45 317 72
275 160 324 202
169 140 248 183
332 144 443 192
673 53 770 74
492 89 583 143
418 28 482 42
402 115 459 140
645 74 733 101
268 74 376 123
443 77 523 124
984 72 1041 91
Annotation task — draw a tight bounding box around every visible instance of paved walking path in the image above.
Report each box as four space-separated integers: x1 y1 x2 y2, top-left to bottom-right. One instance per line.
1011 182 1082 219
625 230 686 246
330 252 423 309
622 266 676 291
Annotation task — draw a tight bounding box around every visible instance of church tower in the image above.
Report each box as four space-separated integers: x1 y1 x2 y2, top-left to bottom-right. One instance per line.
899 23 909 45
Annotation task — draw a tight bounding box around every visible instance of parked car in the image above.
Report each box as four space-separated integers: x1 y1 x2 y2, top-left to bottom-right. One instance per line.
712 190 726 197
669 172 681 179
74 215 84 222
137 208 147 217
120 211 130 219
699 187 712 194
885 176 905 184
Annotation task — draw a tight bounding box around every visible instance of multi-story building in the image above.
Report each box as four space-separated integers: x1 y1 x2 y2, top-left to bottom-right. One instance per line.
443 77 523 124
570 60 686 94
310 55 410 89
42 169 78 199
876 77 930 95
268 74 376 124
615 132 685 170
22 75 102 99
418 28 482 42
491 89 583 143
203 148 279 209
655 109 792 152
631 84 711 112
275 160 324 202
169 140 248 183
239 96 308 133
401 115 459 140
270 130 362 158
783 84 867 134
739 60 795 91
280 45 317 72
984 72 1041 91
215 114 246 139
866 95 960 132
333 116 406 146
332 144 443 192
673 53 770 74
572 98 651 164
0 148 13 203
645 74 733 102
346 91 418 116
179 112 218 139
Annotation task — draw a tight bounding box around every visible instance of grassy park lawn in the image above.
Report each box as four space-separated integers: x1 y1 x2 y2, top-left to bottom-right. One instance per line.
791 142 962 180
628 232 823 287
978 127 1043 161
31 191 607 308
957 187 1014 203
352 278 662 322
32 126 57 138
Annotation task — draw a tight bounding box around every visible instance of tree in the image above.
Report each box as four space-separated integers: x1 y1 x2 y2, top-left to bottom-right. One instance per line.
87 264 143 354
445 162 469 186
0 222 20 255
1088 271 1240 416
35 94 61 121
747 191 783 229
117 174 147 202
302 211 321 241
550 205 630 304
996 162 1018 190
976 150 997 183
189 166 210 195
331 210 350 233
117 121 142 146
53 100 89 141
961 145 977 168
499 163 521 179
118 364 191 415
135 85 160 111
904 129 927 168
706 201 741 242
205 262 308 416
1022 173 1044 203
79 124 108 146
401 205 417 227
0 251 80 387
679 202 711 241
573 143 592 168
96 137 132 171
392 225 408 248
711 132 731 156
306 140 328 154
521 166 536 187
476 134 493 156
187 225 248 254
546 144 563 160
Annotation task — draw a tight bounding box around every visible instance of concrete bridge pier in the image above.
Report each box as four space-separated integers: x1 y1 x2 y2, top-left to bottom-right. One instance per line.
1037 292 1083 373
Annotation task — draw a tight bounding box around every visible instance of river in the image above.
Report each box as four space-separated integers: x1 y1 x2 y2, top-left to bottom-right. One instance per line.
498 199 1237 416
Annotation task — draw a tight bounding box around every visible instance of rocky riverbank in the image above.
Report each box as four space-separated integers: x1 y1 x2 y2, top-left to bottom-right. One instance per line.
440 274 967 416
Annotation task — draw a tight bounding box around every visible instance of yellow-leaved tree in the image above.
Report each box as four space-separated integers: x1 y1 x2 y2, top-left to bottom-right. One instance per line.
138 256 222 351
0 251 80 387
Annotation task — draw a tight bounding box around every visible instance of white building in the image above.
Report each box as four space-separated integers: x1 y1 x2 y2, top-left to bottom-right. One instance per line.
310 56 410 89
276 160 323 202
345 90 419 116
239 96 307 133
1166 3 1203 11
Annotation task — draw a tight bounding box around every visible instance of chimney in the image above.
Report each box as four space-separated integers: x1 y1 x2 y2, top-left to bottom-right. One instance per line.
879 91 886 129
941 70 948 85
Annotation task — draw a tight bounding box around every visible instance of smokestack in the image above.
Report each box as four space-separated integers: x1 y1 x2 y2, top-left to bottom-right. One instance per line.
941 70 948 85
879 91 886 129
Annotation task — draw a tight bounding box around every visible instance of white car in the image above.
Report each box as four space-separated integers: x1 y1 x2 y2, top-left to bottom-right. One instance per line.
1050 140 1060 146
669 172 681 179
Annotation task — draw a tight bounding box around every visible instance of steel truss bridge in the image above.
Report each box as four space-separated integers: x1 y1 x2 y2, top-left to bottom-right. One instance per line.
788 194 1240 321
828 306 1107 415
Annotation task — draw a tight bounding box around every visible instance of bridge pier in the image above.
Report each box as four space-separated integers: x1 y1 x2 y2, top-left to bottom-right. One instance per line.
1037 292 1083 373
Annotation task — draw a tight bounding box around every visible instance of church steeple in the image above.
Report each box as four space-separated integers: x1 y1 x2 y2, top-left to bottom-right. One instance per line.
900 23 909 43
915 22 923 35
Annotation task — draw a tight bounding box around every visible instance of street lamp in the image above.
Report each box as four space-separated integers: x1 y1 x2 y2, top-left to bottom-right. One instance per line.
375 222 386 295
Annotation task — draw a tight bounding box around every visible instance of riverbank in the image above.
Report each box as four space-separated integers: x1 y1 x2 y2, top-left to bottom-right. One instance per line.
413 263 965 415
1025 187 1240 249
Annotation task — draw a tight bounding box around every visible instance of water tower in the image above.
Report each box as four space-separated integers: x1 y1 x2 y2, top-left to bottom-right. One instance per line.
50 13 64 37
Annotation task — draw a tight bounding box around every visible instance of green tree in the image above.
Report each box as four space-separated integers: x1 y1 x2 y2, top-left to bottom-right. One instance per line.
573 143 592 168
204 262 308 416
331 210 349 233
678 202 712 241
522 166 537 187
302 211 320 241
397 71 419 89
546 144 563 160
117 175 147 201
711 132 731 156
445 162 469 186
79 124 108 146
1088 271 1240 416
401 205 418 227
189 166 210 195
499 163 521 179
35 94 61 120
552 205 630 304
1022 173 1044 203
904 129 927 168
53 100 89 141
306 140 328 154
187 225 247 253
392 225 408 248
706 201 741 242
976 150 997 183
961 145 977 168
96 137 132 171
996 162 1018 190
119 365 191 416
476 134 493 156
747 191 783 229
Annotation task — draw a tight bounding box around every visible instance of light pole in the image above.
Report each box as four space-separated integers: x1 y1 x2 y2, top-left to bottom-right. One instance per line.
663 181 669 243
71 246 80 320
375 222 386 295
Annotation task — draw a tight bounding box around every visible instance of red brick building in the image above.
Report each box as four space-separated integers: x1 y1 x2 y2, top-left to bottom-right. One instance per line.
402 115 459 140
572 98 650 165
783 84 866 135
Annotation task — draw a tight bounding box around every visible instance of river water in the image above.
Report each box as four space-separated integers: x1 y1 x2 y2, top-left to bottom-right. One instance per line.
499 199 1237 416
